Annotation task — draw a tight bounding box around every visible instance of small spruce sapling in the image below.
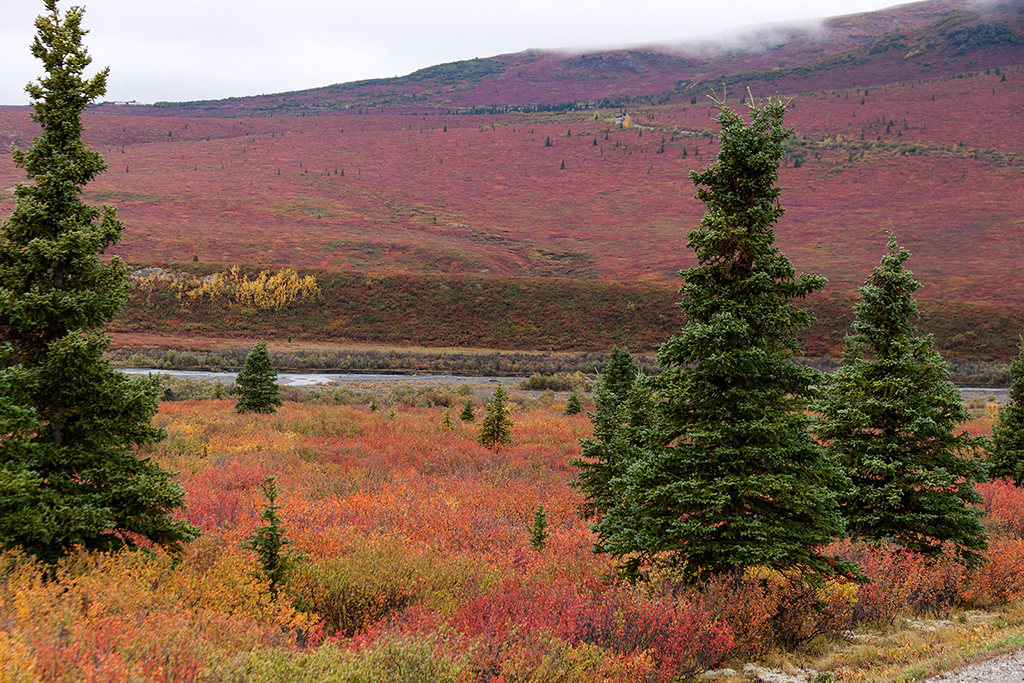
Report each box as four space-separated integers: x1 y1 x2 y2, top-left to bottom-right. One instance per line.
477 383 513 448
243 476 301 595
460 400 475 422
235 341 281 414
564 391 583 415
527 504 550 550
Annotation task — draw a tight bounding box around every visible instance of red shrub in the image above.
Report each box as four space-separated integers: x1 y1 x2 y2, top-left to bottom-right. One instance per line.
977 480 1024 539
964 538 1024 606
826 540 966 625
449 579 732 682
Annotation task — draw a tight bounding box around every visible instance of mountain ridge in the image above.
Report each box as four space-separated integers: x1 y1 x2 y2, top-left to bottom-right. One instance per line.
104 0 1024 116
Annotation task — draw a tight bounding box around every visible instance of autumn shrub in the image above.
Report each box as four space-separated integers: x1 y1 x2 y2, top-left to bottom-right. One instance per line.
449 579 731 683
496 634 655 683
963 538 1024 606
244 630 470 683
700 570 780 659
977 479 1024 538
292 537 477 637
826 540 967 625
518 372 590 392
764 572 857 650
0 545 318 682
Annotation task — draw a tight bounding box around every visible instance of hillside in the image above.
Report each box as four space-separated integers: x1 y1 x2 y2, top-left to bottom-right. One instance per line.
130 0 1024 115
0 0 1022 358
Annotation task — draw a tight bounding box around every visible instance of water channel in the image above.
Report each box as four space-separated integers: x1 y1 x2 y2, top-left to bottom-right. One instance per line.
121 368 523 388
121 368 1009 402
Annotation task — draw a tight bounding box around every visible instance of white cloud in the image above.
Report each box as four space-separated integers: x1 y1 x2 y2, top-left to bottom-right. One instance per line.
1 0 901 105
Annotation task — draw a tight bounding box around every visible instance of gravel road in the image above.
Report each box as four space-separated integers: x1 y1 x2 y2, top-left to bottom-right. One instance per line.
926 649 1024 682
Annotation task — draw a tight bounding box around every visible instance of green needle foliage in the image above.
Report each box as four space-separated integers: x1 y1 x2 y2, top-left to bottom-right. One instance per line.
564 391 583 416
816 236 988 567
459 399 475 423
235 341 282 414
477 383 513 448
573 347 650 520
989 339 1024 485
590 94 853 583
0 1 197 563
244 476 301 595
527 504 550 551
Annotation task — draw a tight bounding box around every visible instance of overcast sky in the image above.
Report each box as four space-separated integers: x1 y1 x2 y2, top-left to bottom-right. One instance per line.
1 0 906 106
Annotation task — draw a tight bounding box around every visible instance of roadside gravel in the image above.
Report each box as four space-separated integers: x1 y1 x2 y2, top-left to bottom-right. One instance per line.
926 650 1024 682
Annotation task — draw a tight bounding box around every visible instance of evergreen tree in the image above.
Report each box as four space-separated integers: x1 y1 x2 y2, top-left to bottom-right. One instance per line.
527 504 550 551
989 339 1024 485
573 347 648 519
235 341 282 414
243 476 301 595
459 399 475 422
0 1 197 563
602 346 638 400
592 94 853 583
477 383 513 448
564 390 582 415
816 236 988 566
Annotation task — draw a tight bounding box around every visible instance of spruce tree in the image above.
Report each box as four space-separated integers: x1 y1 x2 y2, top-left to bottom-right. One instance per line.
459 399 475 422
527 504 550 551
0 0 197 562
989 339 1024 485
477 383 513 448
573 347 649 520
235 341 282 414
592 94 853 582
816 236 988 566
564 390 582 415
243 476 300 595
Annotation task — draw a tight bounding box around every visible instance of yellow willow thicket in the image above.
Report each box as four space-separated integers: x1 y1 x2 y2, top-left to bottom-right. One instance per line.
187 267 321 311
135 266 321 312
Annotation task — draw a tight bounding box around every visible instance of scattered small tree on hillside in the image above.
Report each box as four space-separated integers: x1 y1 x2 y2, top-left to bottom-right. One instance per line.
478 383 513 448
460 399 475 423
816 236 988 566
989 339 1024 485
0 0 196 563
235 341 282 414
588 94 854 583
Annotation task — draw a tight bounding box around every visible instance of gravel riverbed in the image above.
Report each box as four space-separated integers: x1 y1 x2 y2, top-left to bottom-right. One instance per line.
926 649 1024 682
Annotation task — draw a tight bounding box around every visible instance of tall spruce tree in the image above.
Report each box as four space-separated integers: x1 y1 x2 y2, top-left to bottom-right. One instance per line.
989 339 1024 485
592 94 853 582
816 236 988 566
235 341 282 414
0 0 197 562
